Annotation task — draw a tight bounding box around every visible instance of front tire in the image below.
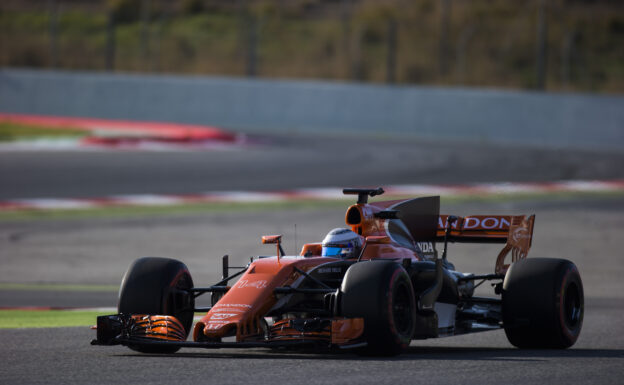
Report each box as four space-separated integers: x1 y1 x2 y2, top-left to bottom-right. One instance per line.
118 257 195 353
340 261 416 356
502 258 583 349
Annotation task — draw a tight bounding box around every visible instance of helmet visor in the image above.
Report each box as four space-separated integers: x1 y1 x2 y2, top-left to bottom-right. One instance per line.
322 242 355 258
322 246 343 257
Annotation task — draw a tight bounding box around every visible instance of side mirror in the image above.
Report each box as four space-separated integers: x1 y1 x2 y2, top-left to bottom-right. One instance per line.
262 235 282 244
262 235 285 260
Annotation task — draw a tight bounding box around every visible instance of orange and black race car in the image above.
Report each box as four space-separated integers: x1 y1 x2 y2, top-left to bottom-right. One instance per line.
92 188 584 355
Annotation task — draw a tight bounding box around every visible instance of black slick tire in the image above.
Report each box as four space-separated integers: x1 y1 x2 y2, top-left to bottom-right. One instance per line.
118 257 195 353
340 260 416 356
502 258 583 349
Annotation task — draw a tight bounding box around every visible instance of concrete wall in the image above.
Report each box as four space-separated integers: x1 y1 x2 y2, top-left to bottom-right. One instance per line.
1 68 622 150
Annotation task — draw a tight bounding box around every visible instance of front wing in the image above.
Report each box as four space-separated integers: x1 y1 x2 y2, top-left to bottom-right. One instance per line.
91 314 366 350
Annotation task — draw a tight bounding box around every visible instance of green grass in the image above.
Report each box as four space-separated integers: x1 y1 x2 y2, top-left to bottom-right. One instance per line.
0 283 118 292
0 122 87 141
0 309 110 329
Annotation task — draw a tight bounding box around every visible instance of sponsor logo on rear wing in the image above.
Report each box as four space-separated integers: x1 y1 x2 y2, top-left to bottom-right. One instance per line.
436 214 535 273
436 215 533 244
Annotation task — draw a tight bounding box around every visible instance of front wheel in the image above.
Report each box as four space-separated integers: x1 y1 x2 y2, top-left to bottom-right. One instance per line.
340 261 416 356
502 258 583 349
118 257 195 353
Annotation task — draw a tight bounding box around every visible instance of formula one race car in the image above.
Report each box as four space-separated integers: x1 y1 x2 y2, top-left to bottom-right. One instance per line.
92 188 584 355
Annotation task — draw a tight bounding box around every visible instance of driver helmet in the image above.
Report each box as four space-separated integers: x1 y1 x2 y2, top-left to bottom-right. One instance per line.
321 228 363 259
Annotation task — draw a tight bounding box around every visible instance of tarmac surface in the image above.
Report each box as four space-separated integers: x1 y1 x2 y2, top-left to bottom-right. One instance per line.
1 134 623 384
1 132 623 199
2 320 623 385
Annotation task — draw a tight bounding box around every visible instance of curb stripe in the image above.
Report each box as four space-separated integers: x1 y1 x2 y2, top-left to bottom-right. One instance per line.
1 180 622 212
0 113 234 141
0 113 244 150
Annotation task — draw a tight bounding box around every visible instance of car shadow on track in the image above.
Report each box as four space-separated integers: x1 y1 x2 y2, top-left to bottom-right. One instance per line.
114 346 624 362
400 346 624 361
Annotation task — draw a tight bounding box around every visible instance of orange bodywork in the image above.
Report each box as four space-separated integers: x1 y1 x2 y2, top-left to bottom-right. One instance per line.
129 315 186 341
331 318 365 344
195 201 423 345
195 255 365 343
194 197 534 345
495 215 535 274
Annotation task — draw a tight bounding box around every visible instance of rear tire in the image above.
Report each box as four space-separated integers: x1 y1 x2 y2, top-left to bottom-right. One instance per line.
502 258 583 349
340 261 416 356
118 257 195 353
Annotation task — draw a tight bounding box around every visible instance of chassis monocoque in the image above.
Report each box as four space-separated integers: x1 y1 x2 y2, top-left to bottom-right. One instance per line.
93 188 584 355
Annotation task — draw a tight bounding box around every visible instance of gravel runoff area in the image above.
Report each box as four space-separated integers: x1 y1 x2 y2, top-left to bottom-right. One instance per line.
0 195 623 384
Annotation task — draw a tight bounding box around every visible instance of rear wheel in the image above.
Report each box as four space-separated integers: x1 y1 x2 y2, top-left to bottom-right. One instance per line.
118 257 195 353
502 258 583 349
340 261 416 356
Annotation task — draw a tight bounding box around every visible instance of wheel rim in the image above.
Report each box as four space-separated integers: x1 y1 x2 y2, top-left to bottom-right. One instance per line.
563 282 582 330
392 281 413 336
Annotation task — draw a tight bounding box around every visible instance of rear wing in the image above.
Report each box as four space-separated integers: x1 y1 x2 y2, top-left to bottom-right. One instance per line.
436 215 529 243
437 214 535 274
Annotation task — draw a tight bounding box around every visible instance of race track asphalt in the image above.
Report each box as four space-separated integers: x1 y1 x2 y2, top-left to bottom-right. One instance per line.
1 132 623 199
1 134 623 384
2 314 623 385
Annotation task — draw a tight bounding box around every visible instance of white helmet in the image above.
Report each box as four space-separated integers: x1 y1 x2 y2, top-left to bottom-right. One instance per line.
322 228 363 259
